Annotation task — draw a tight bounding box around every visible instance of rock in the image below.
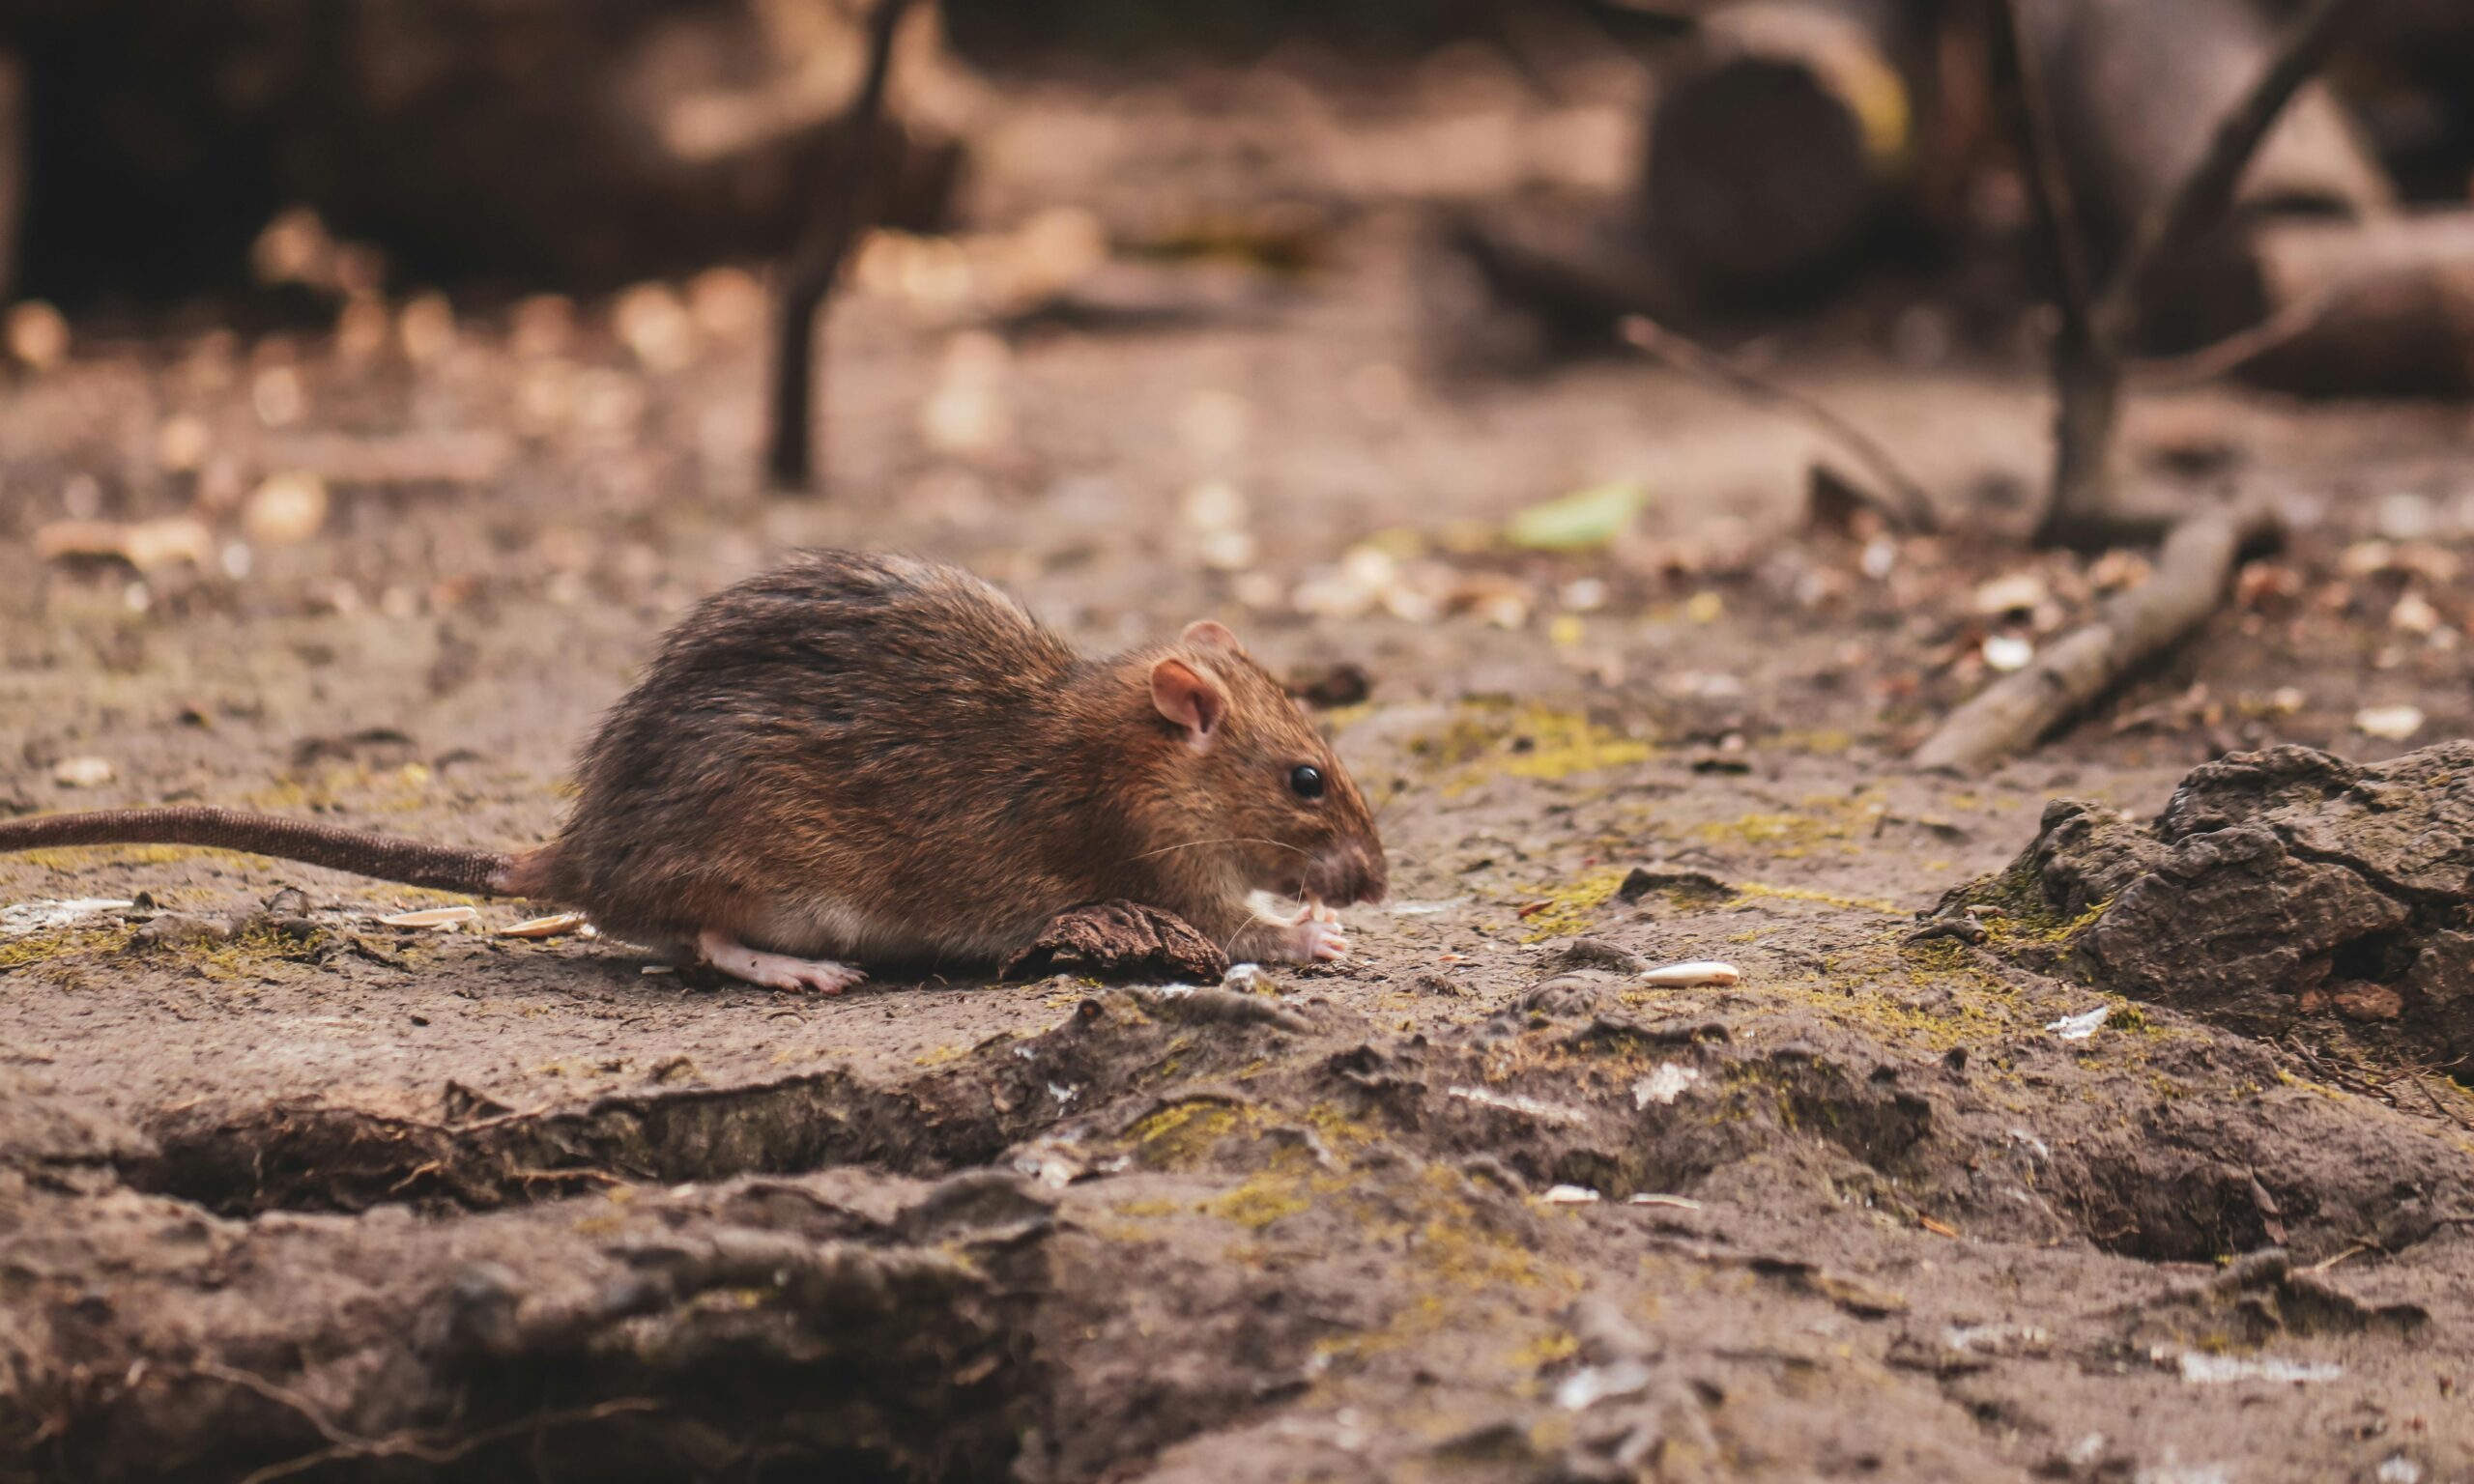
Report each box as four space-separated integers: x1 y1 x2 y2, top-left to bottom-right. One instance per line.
1000 900 1228 984
2332 983 2404 1022
1966 743 2474 1060
1284 661 1371 709
127 915 232 952
1522 972 1617 1018
1539 938 1646 975
1616 866 1736 905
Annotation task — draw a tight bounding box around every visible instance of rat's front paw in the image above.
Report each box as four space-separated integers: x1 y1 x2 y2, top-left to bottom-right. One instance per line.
1282 914 1348 963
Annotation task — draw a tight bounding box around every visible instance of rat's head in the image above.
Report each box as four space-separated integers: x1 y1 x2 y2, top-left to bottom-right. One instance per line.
1140 620 1387 908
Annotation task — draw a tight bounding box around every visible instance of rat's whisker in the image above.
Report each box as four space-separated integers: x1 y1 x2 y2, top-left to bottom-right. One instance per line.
1125 836 1312 866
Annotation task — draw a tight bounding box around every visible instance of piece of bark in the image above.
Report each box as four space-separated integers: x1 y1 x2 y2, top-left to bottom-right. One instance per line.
1959 743 2474 1064
1001 900 1230 985
1913 500 2281 772
1643 0 1921 297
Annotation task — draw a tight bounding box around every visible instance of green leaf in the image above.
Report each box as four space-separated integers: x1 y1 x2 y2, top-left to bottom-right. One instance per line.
1504 481 1648 552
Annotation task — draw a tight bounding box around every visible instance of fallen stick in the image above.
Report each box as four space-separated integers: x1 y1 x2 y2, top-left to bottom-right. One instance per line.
1618 315 1936 532
1910 499 2281 772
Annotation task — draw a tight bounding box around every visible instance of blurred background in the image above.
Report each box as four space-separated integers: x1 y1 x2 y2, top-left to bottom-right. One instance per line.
5 0 2474 799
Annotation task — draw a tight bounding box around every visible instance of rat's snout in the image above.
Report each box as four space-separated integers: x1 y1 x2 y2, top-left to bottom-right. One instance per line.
1307 842 1388 906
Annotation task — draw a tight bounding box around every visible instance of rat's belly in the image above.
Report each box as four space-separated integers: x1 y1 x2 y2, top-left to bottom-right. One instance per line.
746 891 1040 966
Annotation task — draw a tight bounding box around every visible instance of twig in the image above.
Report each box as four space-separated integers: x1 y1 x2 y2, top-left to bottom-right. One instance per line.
2128 274 2347 388
223 1394 663 1484
1912 499 2281 770
188 1360 364 1451
2300 1241 2373 1275
1618 315 1936 532
763 0 914 492
2017 0 2355 546
2090 0 2354 354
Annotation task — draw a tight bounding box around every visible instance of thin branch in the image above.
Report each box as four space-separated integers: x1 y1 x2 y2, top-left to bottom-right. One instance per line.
2018 0 2356 546
2128 274 2347 388
1985 0 2091 335
763 0 915 492
2088 0 2354 351
1618 315 1936 532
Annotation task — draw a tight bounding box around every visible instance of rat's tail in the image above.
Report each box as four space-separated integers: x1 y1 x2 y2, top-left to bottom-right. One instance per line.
0 807 525 897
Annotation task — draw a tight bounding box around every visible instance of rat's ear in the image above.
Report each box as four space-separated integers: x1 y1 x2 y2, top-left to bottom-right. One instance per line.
1150 656 1228 750
1181 618 1244 653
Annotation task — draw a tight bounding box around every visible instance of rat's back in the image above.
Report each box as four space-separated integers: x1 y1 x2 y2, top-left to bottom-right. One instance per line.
528 550 1086 955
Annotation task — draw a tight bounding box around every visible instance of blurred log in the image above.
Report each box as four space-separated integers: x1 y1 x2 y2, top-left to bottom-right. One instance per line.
2229 211 2474 398
1642 0 1921 298
1442 198 1684 332
4 0 967 305
2287 0 2474 73
2020 0 2392 352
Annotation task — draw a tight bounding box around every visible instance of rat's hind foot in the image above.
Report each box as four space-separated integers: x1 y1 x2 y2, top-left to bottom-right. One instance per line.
694 929 866 994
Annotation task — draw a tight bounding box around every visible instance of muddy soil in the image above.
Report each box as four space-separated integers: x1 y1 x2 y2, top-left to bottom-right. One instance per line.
7 51 2474 1484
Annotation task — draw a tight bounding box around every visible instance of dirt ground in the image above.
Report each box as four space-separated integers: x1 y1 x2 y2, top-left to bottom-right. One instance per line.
7 52 2474 1484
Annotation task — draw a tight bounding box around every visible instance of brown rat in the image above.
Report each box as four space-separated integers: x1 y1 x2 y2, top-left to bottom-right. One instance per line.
0 550 1389 991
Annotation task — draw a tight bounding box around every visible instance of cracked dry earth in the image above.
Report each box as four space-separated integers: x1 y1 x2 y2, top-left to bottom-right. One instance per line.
13 200 2474 1484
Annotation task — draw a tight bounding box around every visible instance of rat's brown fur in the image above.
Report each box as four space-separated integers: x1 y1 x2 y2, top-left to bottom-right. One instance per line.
6 551 1387 973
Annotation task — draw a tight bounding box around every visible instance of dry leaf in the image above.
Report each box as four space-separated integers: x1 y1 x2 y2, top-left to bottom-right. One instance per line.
1982 635 2034 672
613 281 696 371
1971 571 2049 615
379 905 480 928
2355 704 2425 741
242 472 331 546
36 517 216 572
4 300 70 369
50 756 116 788
498 912 590 939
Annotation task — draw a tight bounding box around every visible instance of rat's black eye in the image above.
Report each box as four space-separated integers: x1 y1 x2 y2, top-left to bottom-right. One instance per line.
1288 764 1325 800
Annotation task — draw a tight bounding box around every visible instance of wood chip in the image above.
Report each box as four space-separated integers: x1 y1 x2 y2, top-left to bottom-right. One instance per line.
378 905 479 929
1639 960 1740 986
498 912 590 939
1625 1193 1706 1211
1918 1215 1960 1239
